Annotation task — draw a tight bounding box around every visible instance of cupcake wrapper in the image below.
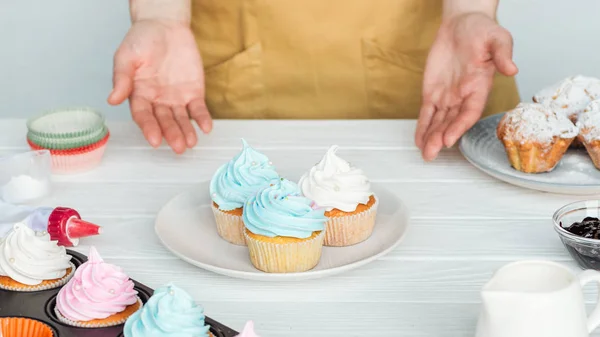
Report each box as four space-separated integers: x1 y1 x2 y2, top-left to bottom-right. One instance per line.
244 230 325 273
0 317 55 337
27 132 110 154
0 262 75 292
28 134 109 174
27 126 108 150
26 107 105 139
46 144 108 174
324 196 379 247
211 204 246 246
54 297 143 328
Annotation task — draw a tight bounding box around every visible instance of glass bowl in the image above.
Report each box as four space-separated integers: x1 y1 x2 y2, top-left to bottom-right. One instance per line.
553 200 600 270
0 150 52 204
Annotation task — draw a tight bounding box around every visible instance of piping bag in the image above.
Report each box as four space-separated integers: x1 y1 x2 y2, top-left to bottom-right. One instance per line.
0 201 102 247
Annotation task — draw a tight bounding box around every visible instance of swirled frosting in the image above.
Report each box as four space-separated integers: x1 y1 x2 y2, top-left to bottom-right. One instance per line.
243 179 326 238
210 139 280 211
533 75 600 119
237 321 260 337
0 223 71 285
298 145 372 212
123 283 210 337
577 100 600 142
56 246 138 321
498 102 578 144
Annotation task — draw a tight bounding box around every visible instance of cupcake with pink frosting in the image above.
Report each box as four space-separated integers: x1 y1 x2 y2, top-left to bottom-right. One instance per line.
54 246 142 328
236 321 261 337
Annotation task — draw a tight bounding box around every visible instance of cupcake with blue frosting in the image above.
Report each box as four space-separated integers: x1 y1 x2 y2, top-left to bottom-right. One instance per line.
210 139 280 245
123 283 213 337
243 178 327 273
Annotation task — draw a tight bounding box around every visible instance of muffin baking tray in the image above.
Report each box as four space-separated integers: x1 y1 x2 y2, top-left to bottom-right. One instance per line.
0 250 239 337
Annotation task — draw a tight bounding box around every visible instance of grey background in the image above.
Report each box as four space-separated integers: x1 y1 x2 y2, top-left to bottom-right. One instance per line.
1 0 598 120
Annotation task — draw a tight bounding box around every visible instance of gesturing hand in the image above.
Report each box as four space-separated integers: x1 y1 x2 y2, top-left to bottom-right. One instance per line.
415 12 518 161
108 19 212 154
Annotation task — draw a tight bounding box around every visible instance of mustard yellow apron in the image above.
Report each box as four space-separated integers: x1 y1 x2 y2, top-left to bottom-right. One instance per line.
191 0 520 119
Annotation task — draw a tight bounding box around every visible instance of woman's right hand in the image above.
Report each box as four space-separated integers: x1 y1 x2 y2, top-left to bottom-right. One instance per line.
108 19 212 154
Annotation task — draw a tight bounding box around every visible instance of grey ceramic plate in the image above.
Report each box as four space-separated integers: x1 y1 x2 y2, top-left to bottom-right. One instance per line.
459 113 600 195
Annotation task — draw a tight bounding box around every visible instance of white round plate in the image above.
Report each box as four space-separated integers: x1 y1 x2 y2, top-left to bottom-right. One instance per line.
155 181 409 281
459 113 600 195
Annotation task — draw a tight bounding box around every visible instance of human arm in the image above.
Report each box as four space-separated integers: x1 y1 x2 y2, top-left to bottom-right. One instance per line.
108 0 212 154
415 0 518 161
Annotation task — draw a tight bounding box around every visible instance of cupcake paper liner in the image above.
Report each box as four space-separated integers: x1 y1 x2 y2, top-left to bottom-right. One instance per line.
46 144 108 174
26 107 105 139
27 126 108 150
27 133 109 174
244 230 325 273
54 297 143 328
0 262 75 292
324 196 379 247
0 317 55 337
27 132 110 154
211 204 247 246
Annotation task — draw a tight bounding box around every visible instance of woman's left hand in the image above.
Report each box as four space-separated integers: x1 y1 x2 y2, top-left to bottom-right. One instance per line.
415 12 518 161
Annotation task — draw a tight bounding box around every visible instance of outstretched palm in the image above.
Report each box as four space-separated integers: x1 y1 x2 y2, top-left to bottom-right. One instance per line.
415 12 518 161
108 20 212 154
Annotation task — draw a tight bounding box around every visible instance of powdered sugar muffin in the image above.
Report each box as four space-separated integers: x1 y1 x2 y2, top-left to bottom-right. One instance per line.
577 99 600 169
497 102 578 173
533 75 600 122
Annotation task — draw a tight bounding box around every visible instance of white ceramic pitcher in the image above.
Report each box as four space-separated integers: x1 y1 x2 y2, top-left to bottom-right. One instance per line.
475 260 600 337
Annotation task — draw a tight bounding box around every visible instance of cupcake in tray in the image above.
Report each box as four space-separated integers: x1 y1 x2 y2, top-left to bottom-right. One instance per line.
26 107 109 174
298 145 378 246
55 246 141 328
123 283 213 337
236 321 261 337
576 99 600 169
496 102 579 173
0 317 55 337
243 178 327 273
210 139 280 245
0 223 74 292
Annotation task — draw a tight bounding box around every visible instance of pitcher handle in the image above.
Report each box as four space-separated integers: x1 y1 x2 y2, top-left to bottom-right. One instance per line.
580 270 600 333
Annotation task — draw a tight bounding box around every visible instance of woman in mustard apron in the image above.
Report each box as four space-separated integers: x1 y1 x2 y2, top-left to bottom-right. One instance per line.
109 0 520 160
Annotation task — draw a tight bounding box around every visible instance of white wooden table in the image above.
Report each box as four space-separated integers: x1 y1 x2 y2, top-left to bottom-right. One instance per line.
1 119 594 336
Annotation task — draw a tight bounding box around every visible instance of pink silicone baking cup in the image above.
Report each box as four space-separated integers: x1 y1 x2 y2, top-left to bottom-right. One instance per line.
27 133 109 174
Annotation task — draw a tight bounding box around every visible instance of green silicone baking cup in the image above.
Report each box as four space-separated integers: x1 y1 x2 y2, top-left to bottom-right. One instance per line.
27 126 109 150
26 107 105 139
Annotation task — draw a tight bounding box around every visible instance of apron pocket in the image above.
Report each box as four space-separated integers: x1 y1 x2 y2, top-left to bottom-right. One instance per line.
204 43 264 118
362 38 426 119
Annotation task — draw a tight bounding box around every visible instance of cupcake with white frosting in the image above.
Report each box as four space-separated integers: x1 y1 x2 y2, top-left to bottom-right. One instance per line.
0 223 74 291
496 102 578 173
577 100 600 169
298 145 378 246
533 75 600 122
